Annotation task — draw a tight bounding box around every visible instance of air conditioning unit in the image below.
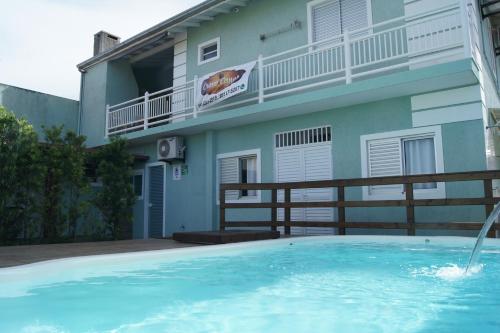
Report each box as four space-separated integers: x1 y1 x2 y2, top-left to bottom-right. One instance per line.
157 137 185 161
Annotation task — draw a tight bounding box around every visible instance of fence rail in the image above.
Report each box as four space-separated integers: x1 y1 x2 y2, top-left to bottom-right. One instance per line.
219 170 500 237
106 1 473 136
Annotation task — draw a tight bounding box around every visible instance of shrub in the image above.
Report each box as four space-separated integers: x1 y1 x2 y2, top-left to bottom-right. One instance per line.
93 136 135 239
39 126 89 241
0 107 42 243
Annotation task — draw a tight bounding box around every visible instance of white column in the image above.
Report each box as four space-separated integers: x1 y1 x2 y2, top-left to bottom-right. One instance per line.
258 54 264 103
144 91 149 130
193 75 199 118
105 104 110 138
344 32 352 84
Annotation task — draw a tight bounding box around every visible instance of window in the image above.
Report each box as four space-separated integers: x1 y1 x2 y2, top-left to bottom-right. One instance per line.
308 0 371 44
403 137 436 190
130 170 144 200
198 37 220 65
217 149 261 203
361 127 445 200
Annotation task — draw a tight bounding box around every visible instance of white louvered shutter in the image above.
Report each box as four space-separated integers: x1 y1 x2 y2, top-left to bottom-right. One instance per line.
311 0 341 43
303 145 334 235
367 138 403 195
341 0 369 37
219 157 239 201
275 149 306 235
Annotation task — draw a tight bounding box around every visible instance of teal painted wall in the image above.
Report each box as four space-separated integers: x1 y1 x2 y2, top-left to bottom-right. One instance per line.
124 95 488 238
81 59 142 147
0 83 79 137
371 0 404 24
128 132 213 237
185 0 404 79
80 62 108 147
106 60 139 106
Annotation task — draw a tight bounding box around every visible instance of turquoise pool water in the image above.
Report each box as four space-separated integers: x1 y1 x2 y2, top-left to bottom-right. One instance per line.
0 236 499 333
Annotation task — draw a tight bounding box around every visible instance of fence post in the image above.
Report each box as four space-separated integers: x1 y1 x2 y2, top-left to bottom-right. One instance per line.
405 183 415 236
105 104 110 138
344 31 352 84
144 91 149 130
271 188 277 232
220 188 226 231
338 186 346 235
284 188 291 236
258 54 264 103
193 75 199 118
484 179 496 238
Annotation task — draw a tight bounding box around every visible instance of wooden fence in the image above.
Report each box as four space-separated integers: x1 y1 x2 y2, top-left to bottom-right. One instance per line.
219 170 500 238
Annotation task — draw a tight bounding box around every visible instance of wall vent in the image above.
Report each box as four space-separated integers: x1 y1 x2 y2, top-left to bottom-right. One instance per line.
275 126 332 148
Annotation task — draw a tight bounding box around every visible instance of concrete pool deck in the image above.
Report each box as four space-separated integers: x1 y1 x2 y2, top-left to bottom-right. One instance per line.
0 239 199 268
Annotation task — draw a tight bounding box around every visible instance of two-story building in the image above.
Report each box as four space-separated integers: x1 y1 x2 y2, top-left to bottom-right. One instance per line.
77 0 500 239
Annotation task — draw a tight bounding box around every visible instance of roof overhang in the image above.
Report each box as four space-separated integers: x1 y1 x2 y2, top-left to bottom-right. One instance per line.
77 0 249 72
481 0 500 18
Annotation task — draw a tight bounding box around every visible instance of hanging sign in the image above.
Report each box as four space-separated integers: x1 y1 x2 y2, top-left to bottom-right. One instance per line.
196 61 256 110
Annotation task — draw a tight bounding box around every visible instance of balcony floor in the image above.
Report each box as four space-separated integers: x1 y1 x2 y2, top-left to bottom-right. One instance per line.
123 59 478 145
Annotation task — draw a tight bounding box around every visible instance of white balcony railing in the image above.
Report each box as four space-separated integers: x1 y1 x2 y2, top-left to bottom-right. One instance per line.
106 1 475 136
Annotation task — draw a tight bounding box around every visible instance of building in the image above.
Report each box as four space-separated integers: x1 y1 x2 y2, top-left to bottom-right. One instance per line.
75 0 500 239
0 83 79 137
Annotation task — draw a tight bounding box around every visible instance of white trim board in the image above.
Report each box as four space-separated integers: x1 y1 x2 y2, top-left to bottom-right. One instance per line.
412 102 483 127
411 85 481 111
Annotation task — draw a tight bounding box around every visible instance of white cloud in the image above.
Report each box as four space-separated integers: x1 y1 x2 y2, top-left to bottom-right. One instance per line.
0 0 204 100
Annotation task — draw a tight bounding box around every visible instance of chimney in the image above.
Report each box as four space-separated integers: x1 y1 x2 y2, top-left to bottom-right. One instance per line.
93 31 121 56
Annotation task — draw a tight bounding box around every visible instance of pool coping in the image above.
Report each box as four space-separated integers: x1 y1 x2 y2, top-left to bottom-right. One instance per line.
2 235 499 272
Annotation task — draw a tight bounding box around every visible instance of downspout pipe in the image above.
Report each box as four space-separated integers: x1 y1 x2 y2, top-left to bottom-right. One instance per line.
77 69 86 136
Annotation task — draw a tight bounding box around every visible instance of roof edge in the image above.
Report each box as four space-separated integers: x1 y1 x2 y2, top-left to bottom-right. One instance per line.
77 0 229 71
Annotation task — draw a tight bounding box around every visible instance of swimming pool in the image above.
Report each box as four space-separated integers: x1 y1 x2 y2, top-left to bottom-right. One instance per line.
0 236 499 333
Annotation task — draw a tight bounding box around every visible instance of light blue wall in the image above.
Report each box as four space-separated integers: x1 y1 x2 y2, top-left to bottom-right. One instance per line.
125 95 488 238
106 60 139 106
80 59 140 147
0 83 79 138
185 0 404 79
80 62 108 147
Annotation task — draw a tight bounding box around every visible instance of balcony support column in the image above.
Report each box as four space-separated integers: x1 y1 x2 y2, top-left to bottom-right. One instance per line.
344 31 352 84
105 104 110 138
144 91 149 130
193 75 199 118
258 54 264 103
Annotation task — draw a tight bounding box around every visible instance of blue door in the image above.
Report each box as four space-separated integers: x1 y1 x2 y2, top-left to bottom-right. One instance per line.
148 165 165 238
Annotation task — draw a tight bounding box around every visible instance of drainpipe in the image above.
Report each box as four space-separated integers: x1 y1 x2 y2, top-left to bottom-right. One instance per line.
77 69 86 135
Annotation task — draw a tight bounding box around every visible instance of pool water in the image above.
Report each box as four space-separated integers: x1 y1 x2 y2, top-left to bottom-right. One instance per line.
0 236 499 333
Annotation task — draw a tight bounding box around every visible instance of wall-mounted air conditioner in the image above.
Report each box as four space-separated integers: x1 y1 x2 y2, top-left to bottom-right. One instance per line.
157 137 185 161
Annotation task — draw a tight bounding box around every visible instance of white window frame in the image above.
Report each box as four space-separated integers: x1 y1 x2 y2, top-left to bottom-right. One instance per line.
216 148 262 204
306 0 373 45
131 169 144 200
360 126 445 200
198 37 221 65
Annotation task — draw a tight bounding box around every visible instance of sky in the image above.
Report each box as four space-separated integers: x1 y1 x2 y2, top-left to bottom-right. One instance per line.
0 0 205 100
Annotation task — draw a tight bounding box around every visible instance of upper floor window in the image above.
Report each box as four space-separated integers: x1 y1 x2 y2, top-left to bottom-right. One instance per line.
360 126 445 200
198 37 220 65
308 0 371 44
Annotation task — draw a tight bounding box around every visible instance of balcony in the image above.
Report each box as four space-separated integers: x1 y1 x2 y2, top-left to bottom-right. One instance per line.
106 2 476 137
